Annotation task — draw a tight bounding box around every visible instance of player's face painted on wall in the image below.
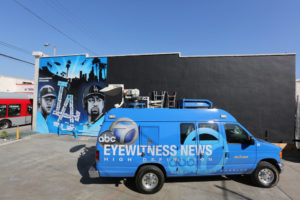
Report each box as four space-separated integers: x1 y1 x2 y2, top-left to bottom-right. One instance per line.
41 97 56 115
87 95 104 122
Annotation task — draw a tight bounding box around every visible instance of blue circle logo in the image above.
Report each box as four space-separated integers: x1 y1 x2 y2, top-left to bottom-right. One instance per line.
109 118 139 145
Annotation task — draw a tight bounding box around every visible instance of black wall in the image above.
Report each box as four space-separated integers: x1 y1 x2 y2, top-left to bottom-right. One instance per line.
107 53 295 142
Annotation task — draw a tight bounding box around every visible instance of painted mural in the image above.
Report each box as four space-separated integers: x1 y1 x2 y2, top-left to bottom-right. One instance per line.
37 55 107 136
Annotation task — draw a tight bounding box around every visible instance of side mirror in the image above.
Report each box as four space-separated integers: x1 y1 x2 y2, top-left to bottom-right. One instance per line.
249 136 255 145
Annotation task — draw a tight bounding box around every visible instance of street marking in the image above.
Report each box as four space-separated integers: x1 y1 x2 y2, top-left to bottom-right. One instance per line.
103 185 126 200
276 185 293 200
79 136 89 141
0 139 21 147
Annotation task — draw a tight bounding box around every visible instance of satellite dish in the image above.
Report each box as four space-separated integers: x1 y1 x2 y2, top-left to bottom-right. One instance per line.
100 84 124 96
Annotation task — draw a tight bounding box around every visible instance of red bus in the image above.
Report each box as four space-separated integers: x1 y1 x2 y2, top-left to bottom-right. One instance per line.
0 93 33 129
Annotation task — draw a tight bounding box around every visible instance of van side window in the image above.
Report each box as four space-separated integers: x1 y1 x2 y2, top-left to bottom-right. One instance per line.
198 123 219 132
0 104 7 117
198 123 219 141
8 104 21 117
180 123 195 144
199 134 218 141
224 123 249 144
27 105 33 115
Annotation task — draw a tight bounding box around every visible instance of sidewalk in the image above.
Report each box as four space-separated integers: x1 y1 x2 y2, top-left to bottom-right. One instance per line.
0 125 36 142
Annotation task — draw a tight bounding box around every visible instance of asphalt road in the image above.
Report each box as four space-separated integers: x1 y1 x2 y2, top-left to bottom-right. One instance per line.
0 134 298 200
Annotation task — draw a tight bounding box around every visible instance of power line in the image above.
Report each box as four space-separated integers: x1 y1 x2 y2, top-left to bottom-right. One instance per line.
0 40 32 55
0 53 34 65
48 0 102 43
43 0 98 41
13 0 98 55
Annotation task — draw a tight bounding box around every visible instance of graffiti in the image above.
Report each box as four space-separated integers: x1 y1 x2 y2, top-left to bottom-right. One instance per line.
37 55 107 136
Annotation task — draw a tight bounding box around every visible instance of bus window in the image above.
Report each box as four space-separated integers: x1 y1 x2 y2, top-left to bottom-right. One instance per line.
8 104 21 117
0 104 7 117
27 105 32 115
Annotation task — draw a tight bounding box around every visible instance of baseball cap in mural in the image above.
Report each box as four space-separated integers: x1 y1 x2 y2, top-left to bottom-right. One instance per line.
39 85 56 98
86 85 104 99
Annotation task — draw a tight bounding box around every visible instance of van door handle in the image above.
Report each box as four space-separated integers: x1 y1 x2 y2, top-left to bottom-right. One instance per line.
225 152 229 158
141 152 145 157
200 153 204 159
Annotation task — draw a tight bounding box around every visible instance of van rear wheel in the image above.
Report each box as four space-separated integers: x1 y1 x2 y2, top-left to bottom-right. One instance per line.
251 161 279 188
135 165 165 194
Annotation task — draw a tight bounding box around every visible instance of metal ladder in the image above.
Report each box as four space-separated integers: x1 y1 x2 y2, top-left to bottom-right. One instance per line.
166 92 177 108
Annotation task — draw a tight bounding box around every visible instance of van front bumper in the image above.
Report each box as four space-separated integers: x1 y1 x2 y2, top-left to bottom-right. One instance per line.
88 163 100 178
278 162 284 173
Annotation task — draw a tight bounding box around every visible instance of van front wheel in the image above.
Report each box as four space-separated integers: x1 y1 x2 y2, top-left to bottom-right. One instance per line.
251 161 279 188
135 165 165 194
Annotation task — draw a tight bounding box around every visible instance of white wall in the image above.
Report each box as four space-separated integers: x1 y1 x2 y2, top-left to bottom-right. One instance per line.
296 79 300 101
0 75 34 94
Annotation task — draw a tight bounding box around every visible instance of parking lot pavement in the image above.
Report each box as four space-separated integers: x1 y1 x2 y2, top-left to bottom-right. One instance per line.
0 134 298 200
0 125 33 140
1 124 32 133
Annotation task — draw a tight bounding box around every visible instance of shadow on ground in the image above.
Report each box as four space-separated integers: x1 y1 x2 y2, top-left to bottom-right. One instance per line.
70 145 123 186
283 156 300 163
166 174 253 186
71 144 257 193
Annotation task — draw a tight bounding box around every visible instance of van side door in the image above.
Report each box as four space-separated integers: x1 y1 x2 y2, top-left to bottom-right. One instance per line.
175 123 198 176
197 122 225 175
222 123 257 174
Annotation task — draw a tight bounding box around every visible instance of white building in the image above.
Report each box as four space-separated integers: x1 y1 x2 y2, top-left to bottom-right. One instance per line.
0 75 34 96
296 79 300 101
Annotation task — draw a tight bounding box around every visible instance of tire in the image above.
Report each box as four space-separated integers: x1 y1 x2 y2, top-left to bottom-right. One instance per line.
251 161 279 188
135 165 165 194
0 120 11 130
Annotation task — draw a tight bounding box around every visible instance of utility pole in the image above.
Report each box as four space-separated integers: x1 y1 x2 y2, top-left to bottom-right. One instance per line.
44 43 56 56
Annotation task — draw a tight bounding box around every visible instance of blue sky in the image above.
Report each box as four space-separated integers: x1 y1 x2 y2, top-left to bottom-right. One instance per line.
0 0 299 80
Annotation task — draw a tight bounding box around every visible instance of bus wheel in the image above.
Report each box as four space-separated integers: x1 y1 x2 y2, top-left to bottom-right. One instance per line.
135 165 165 194
251 161 279 188
0 120 11 129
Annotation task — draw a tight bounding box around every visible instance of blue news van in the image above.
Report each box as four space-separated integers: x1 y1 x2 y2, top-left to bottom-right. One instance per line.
89 100 283 194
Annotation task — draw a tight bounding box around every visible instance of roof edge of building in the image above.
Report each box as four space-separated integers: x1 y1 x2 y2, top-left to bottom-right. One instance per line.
37 52 296 59
0 75 33 82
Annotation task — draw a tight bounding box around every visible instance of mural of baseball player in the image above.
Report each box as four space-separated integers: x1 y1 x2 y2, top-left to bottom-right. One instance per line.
38 85 57 119
83 85 104 123
37 55 107 136
37 85 57 133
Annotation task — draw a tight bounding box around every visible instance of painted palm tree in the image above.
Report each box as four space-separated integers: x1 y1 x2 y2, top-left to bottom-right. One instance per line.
66 60 71 78
99 62 106 81
92 58 101 81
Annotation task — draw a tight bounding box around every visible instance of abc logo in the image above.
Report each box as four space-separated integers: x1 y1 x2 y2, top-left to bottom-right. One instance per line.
109 118 138 145
98 130 116 145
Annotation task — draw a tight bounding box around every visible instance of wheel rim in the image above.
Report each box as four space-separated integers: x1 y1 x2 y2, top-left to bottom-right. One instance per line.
0 122 9 129
142 172 159 190
258 168 274 185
